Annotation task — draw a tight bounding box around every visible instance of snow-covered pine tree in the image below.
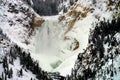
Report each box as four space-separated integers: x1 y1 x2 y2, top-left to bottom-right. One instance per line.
67 18 120 80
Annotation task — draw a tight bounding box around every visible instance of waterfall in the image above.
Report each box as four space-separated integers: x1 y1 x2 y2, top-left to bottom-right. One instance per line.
30 16 68 72
35 17 64 55
30 15 95 76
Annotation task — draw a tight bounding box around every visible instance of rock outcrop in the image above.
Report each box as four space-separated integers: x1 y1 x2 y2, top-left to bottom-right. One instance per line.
32 16 45 27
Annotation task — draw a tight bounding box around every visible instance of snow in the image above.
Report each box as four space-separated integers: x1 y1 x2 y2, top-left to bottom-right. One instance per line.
0 0 117 77
95 31 120 80
53 53 78 76
30 12 96 76
0 0 43 79
0 0 39 50
0 64 4 77
29 0 115 76
30 16 66 72
8 58 38 80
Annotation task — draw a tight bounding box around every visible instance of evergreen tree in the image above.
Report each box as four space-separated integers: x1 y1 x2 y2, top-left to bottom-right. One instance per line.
0 77 2 80
20 68 23 76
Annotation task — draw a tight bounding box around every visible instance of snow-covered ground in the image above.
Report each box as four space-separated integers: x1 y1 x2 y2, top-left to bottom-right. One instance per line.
8 58 37 80
0 0 118 78
28 0 116 76
30 15 72 73
29 12 101 76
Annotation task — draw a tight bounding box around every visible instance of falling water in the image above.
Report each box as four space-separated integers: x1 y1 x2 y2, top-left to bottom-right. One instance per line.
30 15 94 76
35 17 64 55
30 16 69 72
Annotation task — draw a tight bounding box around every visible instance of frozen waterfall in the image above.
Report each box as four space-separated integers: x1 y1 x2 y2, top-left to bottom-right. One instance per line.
29 15 95 76
30 16 70 73
35 17 63 55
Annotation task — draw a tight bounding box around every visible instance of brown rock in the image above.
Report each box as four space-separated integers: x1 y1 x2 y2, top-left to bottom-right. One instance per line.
73 39 79 51
64 18 76 35
32 16 45 27
58 15 65 22
64 36 70 41
81 12 87 18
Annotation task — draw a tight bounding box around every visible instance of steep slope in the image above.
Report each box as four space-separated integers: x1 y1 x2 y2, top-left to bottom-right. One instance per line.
0 0 120 80
51 0 119 76
67 18 120 80
0 30 53 80
0 0 51 80
28 0 119 76
0 0 44 49
64 0 120 79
